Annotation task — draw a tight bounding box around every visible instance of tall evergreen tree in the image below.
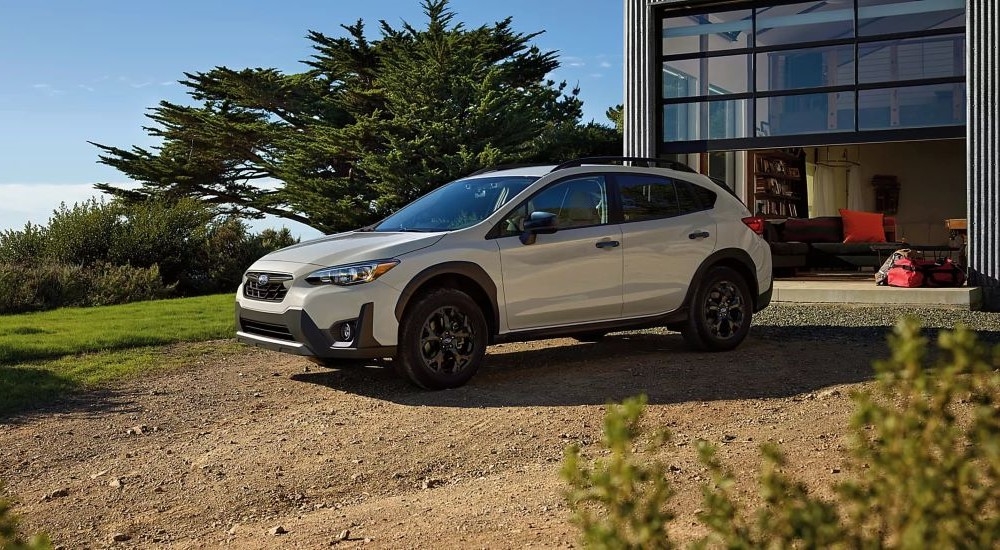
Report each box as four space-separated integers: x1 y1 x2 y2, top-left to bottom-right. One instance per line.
92 0 619 234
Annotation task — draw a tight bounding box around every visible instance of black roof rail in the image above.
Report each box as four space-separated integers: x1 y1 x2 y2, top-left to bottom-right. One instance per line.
551 156 698 174
467 163 545 177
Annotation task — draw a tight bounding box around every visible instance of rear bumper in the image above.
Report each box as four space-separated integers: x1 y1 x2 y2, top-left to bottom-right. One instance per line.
235 302 395 360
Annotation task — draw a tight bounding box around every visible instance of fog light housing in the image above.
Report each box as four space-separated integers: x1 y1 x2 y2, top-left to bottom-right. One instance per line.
336 321 356 343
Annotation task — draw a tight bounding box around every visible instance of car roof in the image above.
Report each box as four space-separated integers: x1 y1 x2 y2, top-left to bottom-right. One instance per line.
462 157 740 201
463 165 555 178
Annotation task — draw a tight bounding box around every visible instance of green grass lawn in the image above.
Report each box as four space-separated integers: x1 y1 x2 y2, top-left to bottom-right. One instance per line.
0 294 240 417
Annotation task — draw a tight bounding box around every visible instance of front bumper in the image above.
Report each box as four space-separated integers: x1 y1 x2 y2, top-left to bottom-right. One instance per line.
235 301 395 360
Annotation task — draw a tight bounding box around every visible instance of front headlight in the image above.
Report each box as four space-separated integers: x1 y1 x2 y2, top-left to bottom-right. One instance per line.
306 259 400 286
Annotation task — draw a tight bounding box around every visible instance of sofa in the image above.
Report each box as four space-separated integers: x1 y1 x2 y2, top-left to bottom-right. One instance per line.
764 211 902 272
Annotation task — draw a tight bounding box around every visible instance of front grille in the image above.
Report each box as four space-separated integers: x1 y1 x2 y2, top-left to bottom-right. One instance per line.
240 318 295 341
243 272 293 302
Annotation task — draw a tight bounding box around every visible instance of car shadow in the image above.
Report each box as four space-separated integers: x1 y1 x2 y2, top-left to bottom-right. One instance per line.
290 324 992 408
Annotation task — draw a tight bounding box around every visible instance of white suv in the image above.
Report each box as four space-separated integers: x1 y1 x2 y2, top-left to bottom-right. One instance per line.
236 158 773 389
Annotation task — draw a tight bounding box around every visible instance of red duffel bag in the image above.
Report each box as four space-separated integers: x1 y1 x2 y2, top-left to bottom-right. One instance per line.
887 257 932 288
923 258 966 287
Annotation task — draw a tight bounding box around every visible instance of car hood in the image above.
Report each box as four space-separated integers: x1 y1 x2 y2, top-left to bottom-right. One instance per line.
260 231 446 268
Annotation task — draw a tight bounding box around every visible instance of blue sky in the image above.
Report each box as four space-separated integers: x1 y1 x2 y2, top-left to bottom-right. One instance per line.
0 0 623 238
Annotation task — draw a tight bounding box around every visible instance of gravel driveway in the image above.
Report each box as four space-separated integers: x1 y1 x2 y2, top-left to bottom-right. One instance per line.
2 304 998 548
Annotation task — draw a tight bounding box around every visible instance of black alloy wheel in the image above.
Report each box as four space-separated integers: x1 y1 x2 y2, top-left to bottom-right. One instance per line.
398 288 488 389
682 266 752 351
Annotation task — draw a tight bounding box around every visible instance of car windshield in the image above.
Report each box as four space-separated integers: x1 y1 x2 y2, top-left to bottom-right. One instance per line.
373 176 538 232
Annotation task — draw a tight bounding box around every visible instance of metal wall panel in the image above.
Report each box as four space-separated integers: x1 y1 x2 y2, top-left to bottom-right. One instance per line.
968 0 1000 309
624 0 655 157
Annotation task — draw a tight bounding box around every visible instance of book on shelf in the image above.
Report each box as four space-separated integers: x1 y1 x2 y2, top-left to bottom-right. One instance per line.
754 156 789 175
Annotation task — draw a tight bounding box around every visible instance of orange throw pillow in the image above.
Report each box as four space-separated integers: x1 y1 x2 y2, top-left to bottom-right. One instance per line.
839 208 886 243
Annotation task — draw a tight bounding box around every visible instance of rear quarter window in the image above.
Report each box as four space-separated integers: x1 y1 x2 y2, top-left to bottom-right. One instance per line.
677 180 717 212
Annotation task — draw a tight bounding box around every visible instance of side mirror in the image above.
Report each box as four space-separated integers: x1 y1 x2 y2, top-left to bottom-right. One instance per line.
519 211 558 245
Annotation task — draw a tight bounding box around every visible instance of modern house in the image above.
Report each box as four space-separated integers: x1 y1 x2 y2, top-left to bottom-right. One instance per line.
624 0 998 310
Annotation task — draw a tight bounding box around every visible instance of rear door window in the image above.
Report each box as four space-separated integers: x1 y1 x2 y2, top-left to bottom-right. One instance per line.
617 174 681 223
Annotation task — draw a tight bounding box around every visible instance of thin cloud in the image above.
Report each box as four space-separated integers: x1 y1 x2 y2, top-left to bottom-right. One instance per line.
77 84 96 92
117 76 153 88
0 183 123 230
599 61 612 68
31 83 65 97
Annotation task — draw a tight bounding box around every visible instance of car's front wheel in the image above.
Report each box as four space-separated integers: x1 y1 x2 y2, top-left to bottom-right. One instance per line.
682 266 752 351
397 288 488 390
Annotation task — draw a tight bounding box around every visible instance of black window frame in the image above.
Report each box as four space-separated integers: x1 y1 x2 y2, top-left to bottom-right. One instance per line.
655 0 967 154
607 173 719 225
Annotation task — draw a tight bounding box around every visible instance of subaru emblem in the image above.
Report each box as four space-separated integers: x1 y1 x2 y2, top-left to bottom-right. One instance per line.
257 274 270 286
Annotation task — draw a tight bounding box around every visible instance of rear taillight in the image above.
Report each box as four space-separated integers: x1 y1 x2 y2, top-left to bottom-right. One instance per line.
741 216 766 236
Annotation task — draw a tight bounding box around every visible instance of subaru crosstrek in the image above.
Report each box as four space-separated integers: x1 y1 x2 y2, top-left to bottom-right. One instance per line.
235 157 773 389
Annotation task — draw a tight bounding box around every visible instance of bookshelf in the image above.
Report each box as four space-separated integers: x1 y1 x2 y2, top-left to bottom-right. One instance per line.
750 149 807 219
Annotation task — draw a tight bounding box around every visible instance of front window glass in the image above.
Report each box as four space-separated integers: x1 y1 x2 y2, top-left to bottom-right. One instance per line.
374 176 536 232
497 176 608 237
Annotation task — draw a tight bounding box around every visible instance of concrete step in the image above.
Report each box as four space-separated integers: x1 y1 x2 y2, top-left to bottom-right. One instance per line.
772 279 982 310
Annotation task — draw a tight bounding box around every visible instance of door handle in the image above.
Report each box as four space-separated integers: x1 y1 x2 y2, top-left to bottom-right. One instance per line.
688 231 710 240
595 240 620 249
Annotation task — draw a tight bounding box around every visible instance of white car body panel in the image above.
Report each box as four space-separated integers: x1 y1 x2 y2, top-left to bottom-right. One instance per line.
621 212 717 317
498 225 624 330
234 161 773 386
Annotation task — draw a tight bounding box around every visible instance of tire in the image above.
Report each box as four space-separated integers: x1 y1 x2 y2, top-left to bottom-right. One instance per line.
572 331 607 343
682 266 752 352
397 288 488 390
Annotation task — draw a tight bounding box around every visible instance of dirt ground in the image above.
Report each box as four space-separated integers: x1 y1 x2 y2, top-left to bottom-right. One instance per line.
1 326 890 549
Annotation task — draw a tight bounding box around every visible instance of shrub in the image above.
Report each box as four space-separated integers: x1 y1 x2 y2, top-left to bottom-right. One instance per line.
0 263 86 314
192 217 259 295
0 484 52 550
256 227 298 253
43 199 121 266
0 222 48 265
86 263 175 306
563 318 1000 548
0 195 298 311
0 263 173 315
108 197 213 289
562 395 674 549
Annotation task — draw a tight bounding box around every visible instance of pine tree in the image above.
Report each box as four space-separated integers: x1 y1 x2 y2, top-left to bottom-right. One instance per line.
91 0 618 233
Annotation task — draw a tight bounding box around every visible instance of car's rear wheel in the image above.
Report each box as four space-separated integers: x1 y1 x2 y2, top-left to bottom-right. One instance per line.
397 288 488 390
682 266 752 351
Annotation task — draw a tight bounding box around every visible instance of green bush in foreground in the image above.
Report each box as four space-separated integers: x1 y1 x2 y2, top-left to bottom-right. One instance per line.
563 318 1000 548
562 395 674 549
0 485 51 550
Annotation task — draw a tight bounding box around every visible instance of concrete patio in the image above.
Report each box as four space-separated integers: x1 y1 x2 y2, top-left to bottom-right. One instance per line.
772 274 982 310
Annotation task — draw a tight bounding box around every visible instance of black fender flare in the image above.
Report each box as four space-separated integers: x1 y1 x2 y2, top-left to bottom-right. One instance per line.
394 261 500 331
682 248 764 312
